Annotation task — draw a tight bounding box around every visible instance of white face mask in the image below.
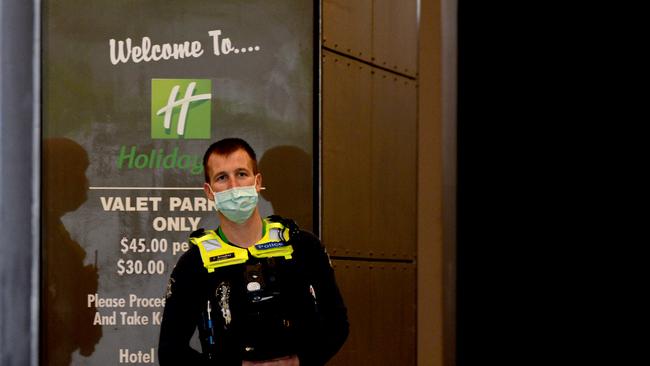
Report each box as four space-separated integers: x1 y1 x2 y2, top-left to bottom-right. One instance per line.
208 182 258 224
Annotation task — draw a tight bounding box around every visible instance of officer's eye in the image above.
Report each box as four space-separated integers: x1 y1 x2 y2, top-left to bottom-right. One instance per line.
237 171 249 177
215 174 227 181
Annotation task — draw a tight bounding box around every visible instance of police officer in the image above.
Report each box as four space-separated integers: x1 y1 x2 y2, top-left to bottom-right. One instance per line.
159 138 349 366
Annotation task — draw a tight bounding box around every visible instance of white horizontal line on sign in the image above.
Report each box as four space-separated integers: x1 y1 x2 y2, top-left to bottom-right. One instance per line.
89 187 204 190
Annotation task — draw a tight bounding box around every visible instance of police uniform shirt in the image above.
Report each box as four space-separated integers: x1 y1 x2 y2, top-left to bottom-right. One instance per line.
158 216 349 366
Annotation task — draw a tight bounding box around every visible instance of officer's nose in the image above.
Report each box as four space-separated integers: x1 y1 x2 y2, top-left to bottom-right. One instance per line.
226 175 238 189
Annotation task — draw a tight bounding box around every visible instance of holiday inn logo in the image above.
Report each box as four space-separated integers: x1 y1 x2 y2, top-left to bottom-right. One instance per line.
115 78 210 176
151 79 212 139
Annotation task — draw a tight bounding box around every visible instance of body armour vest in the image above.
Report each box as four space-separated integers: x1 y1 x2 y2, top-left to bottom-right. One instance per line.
189 216 318 362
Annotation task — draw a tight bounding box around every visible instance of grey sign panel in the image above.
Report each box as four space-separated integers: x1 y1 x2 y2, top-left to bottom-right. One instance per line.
42 1 315 364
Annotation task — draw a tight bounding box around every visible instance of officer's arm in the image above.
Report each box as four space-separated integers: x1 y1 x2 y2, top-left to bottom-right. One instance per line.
158 247 208 365
297 233 350 366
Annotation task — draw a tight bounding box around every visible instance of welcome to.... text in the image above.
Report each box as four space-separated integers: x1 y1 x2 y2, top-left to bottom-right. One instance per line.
109 29 261 66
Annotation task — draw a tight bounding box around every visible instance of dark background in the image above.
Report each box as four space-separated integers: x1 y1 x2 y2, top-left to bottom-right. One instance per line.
456 1 555 364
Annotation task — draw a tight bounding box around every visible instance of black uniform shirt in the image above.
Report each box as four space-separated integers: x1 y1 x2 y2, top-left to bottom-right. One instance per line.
158 225 349 366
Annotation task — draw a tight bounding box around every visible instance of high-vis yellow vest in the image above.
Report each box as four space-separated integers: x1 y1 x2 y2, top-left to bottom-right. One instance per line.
190 218 294 273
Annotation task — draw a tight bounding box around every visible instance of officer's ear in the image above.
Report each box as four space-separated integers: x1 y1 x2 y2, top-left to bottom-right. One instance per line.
255 173 265 193
203 182 215 201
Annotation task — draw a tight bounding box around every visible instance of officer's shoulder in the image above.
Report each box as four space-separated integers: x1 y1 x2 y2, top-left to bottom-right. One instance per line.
189 228 219 244
295 229 321 244
290 230 328 265
169 244 202 278
173 231 205 267
265 215 306 240
266 215 299 232
190 228 207 238
184 227 214 262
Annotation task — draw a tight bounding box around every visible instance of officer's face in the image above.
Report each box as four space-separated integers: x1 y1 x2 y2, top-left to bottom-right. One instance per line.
203 148 262 198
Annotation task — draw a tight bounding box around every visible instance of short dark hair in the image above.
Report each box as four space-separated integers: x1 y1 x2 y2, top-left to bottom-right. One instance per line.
203 137 258 182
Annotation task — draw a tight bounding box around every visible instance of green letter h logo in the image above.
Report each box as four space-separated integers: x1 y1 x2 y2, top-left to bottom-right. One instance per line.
151 79 212 139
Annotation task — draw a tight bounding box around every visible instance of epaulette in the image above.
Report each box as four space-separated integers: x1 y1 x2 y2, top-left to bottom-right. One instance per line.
266 215 300 239
190 228 206 238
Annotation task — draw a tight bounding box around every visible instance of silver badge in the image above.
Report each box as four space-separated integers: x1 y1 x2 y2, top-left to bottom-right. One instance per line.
217 282 231 325
246 281 261 292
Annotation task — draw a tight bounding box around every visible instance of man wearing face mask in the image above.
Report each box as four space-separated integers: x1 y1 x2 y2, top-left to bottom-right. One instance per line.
159 138 349 366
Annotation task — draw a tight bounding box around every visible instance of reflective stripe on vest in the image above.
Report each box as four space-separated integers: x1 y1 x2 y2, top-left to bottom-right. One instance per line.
190 230 249 273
